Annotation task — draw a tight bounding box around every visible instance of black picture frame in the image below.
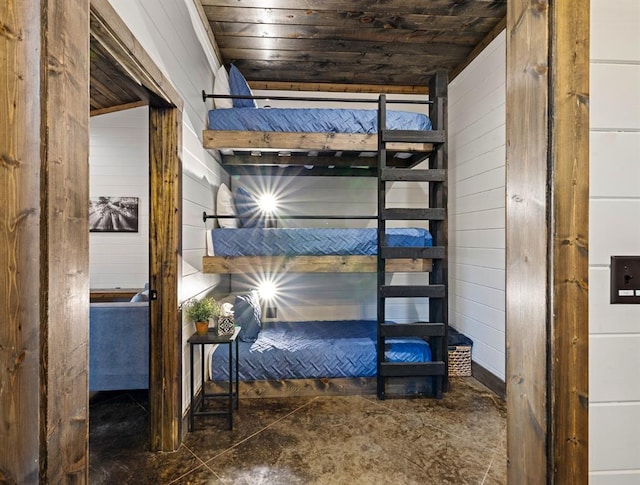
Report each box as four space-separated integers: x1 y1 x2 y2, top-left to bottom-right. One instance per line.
89 196 139 233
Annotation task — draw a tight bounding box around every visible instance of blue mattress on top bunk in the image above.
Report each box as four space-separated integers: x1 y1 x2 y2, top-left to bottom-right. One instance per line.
210 227 432 257
208 320 432 381
207 107 432 134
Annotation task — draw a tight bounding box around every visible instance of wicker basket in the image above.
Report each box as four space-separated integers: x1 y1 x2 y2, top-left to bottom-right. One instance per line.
448 345 472 377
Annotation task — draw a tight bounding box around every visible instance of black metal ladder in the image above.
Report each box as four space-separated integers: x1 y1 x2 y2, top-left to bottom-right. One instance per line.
376 72 448 399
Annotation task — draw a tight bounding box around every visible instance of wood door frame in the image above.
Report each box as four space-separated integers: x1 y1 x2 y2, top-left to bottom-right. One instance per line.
90 0 183 451
1 0 590 480
505 0 589 482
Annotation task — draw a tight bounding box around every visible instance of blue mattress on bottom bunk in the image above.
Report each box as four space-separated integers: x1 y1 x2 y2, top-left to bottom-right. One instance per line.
207 107 432 134
210 227 432 257
208 320 432 381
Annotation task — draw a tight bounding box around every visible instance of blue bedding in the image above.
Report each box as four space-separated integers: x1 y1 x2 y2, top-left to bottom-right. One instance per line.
208 320 432 381
207 107 432 134
211 227 432 257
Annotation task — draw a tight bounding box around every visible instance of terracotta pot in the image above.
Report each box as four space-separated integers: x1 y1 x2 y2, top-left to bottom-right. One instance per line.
195 320 209 336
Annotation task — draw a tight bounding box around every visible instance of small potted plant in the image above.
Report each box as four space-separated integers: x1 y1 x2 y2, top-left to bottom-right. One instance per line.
183 297 221 335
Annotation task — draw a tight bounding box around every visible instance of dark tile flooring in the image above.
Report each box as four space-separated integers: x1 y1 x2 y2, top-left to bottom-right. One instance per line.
90 378 506 484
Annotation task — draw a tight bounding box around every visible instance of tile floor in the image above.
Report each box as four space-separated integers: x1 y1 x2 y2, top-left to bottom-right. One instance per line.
89 378 506 484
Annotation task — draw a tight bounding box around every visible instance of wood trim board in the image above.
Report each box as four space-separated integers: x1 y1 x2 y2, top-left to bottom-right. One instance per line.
203 255 432 274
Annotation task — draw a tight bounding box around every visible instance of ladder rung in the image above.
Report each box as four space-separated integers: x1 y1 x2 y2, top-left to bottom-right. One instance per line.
379 361 446 377
382 208 445 220
380 285 446 298
381 129 446 144
381 246 445 260
380 168 445 182
380 322 445 338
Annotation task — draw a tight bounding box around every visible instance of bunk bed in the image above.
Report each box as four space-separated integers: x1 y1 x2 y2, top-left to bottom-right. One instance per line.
200 67 448 399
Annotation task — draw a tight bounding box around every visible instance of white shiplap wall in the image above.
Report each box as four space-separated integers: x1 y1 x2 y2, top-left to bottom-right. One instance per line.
448 32 506 380
89 107 149 289
108 0 228 413
589 1 640 482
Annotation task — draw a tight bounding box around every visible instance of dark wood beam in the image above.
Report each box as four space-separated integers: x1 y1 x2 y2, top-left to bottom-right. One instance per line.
506 0 589 482
149 106 183 452
550 1 589 482
1 0 90 482
506 0 550 481
200 0 507 18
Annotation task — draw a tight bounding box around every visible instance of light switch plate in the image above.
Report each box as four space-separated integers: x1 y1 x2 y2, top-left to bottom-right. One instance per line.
610 256 640 304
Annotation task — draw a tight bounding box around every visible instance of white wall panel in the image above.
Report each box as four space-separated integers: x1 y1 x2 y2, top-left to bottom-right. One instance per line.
591 0 640 62
590 0 640 477
590 267 640 334
453 263 505 291
590 132 640 198
89 107 149 290
454 167 505 198
454 208 505 231
590 334 640 403
590 404 640 471
455 229 505 249
453 247 506 270
454 187 505 214
590 64 640 130
449 31 506 381
454 145 506 182
590 472 640 485
589 200 640 264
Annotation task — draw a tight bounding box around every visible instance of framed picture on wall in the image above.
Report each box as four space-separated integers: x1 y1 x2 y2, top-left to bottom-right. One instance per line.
89 196 139 233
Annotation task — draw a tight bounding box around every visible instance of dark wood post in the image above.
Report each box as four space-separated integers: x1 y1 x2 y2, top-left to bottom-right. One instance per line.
549 1 590 481
506 0 589 482
149 106 183 451
0 0 90 482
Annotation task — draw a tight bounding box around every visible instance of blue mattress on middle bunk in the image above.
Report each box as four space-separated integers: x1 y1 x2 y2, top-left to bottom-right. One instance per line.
207 107 432 134
210 227 432 257
208 320 432 381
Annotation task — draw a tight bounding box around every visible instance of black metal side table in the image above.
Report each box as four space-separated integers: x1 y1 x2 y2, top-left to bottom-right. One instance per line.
188 327 240 431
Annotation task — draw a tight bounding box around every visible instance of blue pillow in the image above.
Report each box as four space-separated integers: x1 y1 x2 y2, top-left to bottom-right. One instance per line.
234 186 263 228
235 290 262 342
130 290 149 302
229 65 257 108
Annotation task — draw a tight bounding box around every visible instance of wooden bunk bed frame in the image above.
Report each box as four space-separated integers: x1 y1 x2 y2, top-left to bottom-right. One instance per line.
200 71 449 399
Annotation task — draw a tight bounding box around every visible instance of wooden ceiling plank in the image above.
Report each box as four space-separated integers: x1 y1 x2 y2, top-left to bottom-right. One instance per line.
215 36 473 58
209 21 491 46
200 0 506 18
203 6 504 31
221 48 459 66
227 63 439 87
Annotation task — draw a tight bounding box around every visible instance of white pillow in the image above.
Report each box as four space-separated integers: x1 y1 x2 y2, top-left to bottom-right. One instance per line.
213 65 232 109
216 183 239 228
